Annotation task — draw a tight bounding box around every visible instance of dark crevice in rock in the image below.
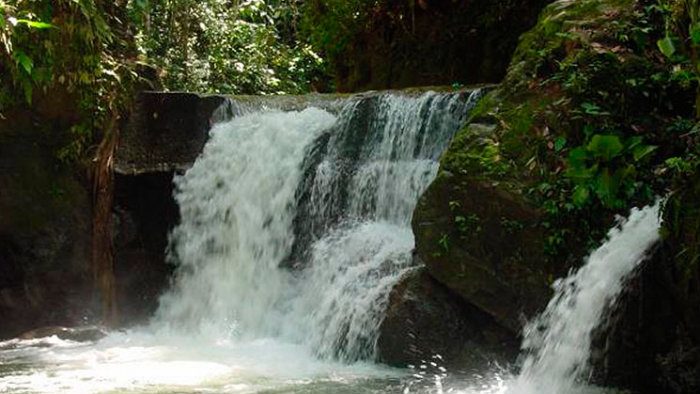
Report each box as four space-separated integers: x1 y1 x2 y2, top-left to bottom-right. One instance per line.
113 171 180 325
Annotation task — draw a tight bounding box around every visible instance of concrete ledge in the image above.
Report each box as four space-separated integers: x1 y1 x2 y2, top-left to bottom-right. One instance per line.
115 86 491 175
115 92 226 175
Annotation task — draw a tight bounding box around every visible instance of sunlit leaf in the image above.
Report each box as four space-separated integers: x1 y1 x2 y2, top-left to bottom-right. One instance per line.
657 36 676 58
16 19 56 29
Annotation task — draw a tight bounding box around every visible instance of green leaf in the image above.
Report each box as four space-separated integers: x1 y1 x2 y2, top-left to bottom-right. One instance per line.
691 23 700 46
14 51 33 75
625 136 643 151
587 134 624 161
572 185 590 206
568 147 589 167
594 168 618 207
16 19 56 29
632 144 657 161
657 36 676 58
554 136 567 152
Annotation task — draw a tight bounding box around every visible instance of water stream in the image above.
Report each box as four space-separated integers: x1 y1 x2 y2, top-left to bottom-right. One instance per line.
0 91 662 394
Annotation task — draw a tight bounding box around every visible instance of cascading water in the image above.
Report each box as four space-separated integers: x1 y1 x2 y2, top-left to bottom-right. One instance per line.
508 201 663 394
0 90 484 393
156 91 478 360
0 87 664 394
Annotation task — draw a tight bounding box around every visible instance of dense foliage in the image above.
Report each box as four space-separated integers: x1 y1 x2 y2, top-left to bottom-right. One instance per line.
441 0 700 260
300 0 372 65
0 0 328 163
130 0 325 94
0 0 139 161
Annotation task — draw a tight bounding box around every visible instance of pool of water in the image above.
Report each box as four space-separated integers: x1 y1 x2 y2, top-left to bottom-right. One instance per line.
0 332 629 394
0 332 513 394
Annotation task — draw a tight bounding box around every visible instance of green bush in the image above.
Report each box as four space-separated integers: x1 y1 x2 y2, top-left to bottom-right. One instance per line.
1 0 140 161
132 0 326 94
566 134 656 208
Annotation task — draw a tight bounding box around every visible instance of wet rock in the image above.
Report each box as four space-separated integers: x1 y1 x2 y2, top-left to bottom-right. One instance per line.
412 170 551 334
114 92 228 175
377 268 516 369
595 174 700 393
18 326 108 342
0 123 94 339
113 171 179 325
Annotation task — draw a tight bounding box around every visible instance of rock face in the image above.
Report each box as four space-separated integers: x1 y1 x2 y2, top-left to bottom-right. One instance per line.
0 117 94 339
112 172 180 324
377 268 517 369
115 92 228 175
114 91 348 175
412 170 551 334
594 177 700 393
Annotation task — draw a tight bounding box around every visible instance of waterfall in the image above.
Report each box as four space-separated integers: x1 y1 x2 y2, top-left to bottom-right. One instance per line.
0 90 666 394
154 90 481 361
508 201 663 394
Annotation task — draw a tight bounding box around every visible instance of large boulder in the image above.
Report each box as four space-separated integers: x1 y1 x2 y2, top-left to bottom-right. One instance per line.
0 117 94 339
594 174 700 393
412 0 695 331
377 268 517 369
412 167 551 333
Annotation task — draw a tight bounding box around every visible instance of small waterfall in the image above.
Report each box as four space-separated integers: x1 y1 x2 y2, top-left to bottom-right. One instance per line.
154 90 481 361
509 201 663 393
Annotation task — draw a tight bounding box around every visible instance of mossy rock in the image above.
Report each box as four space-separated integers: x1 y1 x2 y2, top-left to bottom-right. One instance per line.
412 169 551 333
413 0 694 333
663 173 700 345
377 268 516 368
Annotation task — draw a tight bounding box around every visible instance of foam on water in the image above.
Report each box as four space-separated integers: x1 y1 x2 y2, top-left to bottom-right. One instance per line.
0 333 403 393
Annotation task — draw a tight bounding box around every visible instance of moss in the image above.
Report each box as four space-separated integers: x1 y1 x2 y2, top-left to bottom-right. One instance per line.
433 0 699 263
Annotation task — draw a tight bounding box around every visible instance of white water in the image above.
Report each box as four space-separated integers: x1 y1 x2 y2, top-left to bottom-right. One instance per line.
0 91 484 393
509 201 663 394
153 92 474 360
0 91 662 394
155 107 335 338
